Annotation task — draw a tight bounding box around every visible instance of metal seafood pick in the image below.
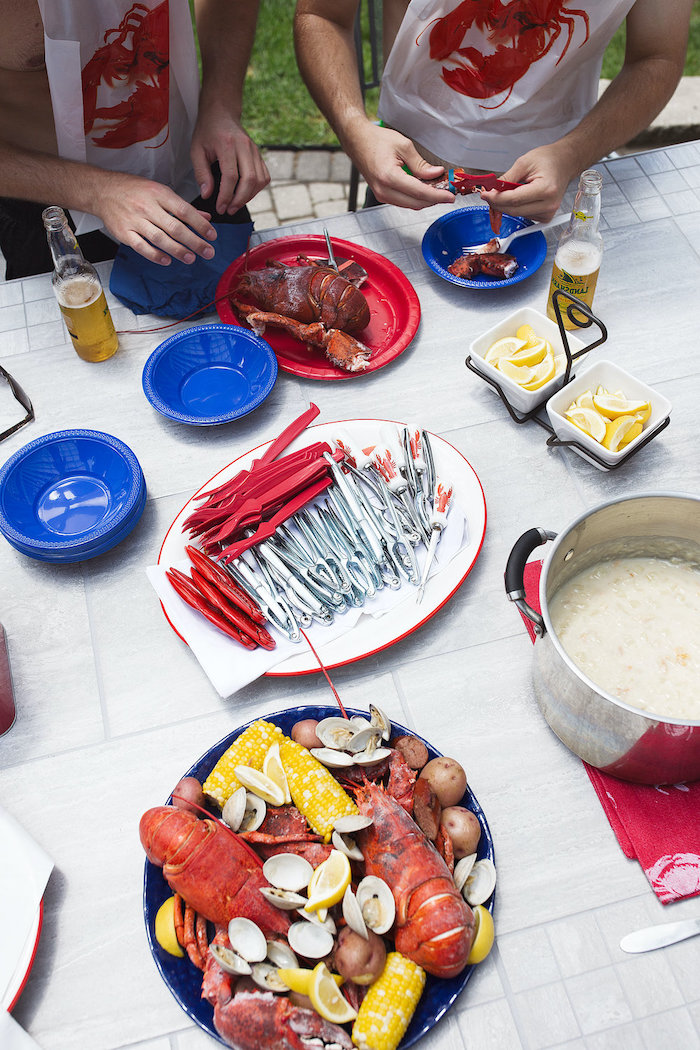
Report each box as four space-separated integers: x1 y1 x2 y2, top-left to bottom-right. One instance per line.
323 227 339 273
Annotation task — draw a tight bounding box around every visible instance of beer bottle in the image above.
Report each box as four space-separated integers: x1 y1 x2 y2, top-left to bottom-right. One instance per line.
546 170 603 330
42 206 119 362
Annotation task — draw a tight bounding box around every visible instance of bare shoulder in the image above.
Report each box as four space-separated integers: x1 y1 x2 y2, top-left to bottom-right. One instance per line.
0 0 44 72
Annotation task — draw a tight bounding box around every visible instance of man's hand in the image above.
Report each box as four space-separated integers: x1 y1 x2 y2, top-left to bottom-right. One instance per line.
480 142 578 222
191 101 270 215
94 172 219 266
348 122 453 210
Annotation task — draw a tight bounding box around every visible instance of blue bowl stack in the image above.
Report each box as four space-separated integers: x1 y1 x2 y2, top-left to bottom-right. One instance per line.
0 429 147 563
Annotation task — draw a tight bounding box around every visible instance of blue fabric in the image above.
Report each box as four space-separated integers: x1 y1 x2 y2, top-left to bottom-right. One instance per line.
109 221 253 319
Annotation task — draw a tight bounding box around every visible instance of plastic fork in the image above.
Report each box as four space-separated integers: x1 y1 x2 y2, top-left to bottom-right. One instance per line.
461 213 569 255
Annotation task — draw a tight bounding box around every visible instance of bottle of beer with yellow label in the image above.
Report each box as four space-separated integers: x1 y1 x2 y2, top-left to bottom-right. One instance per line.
42 206 119 362
546 170 603 330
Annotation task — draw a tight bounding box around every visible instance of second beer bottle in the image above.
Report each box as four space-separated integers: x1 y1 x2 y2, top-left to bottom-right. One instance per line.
546 169 603 330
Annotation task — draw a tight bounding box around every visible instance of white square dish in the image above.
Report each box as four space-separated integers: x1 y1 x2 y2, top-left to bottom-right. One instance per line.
545 359 672 469
468 306 586 414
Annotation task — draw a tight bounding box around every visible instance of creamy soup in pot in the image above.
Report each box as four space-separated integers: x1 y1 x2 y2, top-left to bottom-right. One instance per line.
549 555 700 720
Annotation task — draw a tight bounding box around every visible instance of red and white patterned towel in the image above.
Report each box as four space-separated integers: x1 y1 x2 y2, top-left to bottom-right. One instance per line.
521 561 700 904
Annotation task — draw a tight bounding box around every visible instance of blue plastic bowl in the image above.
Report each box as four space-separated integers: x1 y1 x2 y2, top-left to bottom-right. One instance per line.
0 429 144 552
142 324 278 426
422 205 547 289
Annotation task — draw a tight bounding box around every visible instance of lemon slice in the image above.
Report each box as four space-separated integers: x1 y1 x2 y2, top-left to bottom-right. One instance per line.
634 404 652 424
521 350 556 390
304 850 352 912
515 323 539 346
263 742 291 804
484 336 526 364
467 905 495 965
309 962 357 1024
593 393 651 419
234 765 285 806
565 406 607 443
602 415 643 452
155 896 185 958
278 967 343 994
573 388 594 410
510 337 547 367
496 358 536 386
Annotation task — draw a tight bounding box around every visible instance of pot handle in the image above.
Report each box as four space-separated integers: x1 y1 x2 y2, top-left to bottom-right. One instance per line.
504 527 557 637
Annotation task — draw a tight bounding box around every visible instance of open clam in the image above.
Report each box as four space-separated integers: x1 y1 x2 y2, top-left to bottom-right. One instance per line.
331 829 363 861
288 920 335 959
342 885 368 939
263 853 314 893
346 726 382 754
353 747 392 767
259 887 307 910
333 814 373 834
453 853 477 893
209 943 252 976
356 876 395 935
463 858 496 906
266 940 299 970
315 717 357 750
221 786 247 831
251 962 290 992
310 747 355 769
227 917 267 963
369 704 392 741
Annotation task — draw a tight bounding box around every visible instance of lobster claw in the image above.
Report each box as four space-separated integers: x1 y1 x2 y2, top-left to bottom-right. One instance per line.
212 987 355 1050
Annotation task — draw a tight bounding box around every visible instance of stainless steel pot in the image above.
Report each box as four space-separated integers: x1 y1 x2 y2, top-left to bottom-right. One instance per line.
505 492 700 784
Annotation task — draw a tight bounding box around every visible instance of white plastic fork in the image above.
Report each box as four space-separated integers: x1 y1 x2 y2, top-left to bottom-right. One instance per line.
462 213 569 255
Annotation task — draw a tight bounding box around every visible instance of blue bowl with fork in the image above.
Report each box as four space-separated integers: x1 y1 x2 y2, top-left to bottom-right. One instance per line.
142 323 278 426
422 204 548 289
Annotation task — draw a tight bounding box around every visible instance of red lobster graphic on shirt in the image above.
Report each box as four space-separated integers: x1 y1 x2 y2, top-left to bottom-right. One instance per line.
81 1 169 149
427 0 590 108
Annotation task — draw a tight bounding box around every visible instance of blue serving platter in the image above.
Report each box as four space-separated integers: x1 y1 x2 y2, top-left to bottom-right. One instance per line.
142 324 278 426
143 704 495 1050
0 429 145 557
422 205 547 289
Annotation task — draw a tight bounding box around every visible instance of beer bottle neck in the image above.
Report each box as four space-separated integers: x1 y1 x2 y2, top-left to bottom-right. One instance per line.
568 169 602 238
41 207 90 277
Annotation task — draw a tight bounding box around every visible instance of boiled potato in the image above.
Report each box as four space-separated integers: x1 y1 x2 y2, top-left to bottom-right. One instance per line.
171 776 205 815
333 926 386 985
441 806 481 859
419 756 467 807
291 719 322 750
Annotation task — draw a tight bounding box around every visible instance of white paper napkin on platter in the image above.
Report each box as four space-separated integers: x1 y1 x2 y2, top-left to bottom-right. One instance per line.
0 1011 44 1049
147 501 468 698
0 807 53 1013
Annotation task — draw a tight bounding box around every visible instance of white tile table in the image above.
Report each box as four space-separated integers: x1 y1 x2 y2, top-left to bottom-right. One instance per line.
2 141 700 1050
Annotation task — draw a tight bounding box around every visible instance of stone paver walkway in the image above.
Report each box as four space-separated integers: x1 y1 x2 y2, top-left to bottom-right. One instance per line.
249 148 367 230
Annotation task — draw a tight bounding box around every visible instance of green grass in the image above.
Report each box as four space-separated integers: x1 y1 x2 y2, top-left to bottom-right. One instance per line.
240 0 700 148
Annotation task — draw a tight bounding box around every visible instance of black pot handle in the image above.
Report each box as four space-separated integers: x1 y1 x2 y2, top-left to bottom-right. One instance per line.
504 527 557 636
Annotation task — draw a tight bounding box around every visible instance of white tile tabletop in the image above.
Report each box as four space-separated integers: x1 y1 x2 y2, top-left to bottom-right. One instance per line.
1 142 700 1050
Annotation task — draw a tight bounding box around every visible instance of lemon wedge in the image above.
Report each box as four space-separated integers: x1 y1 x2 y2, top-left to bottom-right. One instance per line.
593 393 651 419
602 415 643 452
278 967 343 995
304 850 351 912
309 962 357 1024
496 358 536 386
466 905 495 965
521 350 556 390
510 337 547 367
515 323 539 346
154 896 184 958
234 765 285 806
565 406 607 443
484 336 526 364
262 742 291 804
573 388 595 410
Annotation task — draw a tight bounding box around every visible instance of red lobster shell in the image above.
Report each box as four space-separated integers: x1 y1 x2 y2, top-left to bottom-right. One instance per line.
234 260 370 332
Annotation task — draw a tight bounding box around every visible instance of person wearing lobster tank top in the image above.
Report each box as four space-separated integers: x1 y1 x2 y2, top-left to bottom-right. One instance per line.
0 0 269 278
294 0 692 219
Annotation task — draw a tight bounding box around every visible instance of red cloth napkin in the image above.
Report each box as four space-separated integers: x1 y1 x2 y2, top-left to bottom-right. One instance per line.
521 560 700 904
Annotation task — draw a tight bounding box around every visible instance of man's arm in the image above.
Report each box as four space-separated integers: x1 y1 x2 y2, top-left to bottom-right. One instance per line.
293 0 453 209
0 139 218 266
483 0 694 220
192 0 270 215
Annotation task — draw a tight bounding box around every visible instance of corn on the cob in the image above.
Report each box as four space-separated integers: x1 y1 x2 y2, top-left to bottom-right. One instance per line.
278 737 357 842
203 720 284 807
351 952 426 1050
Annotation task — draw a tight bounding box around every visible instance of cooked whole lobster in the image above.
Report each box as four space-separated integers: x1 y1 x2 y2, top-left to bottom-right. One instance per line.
356 782 476 978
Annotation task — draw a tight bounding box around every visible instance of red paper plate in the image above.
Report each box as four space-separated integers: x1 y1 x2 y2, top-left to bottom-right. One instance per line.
215 235 421 380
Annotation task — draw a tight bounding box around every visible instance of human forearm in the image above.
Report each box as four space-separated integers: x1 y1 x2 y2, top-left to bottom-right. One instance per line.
0 140 111 212
194 0 260 117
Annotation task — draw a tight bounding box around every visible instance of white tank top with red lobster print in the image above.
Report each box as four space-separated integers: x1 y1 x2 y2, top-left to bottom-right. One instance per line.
37 0 199 233
378 0 635 172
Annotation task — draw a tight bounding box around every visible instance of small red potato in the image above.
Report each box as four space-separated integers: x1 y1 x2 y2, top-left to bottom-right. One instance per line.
171 776 205 815
291 718 322 749
333 926 387 985
391 734 429 770
440 806 482 859
418 756 467 807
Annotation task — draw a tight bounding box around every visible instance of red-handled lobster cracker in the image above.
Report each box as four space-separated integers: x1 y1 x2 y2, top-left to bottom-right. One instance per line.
430 169 523 233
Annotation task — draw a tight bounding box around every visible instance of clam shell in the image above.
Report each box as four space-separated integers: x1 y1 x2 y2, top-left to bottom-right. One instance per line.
288 920 335 959
263 853 314 892
453 853 477 893
259 887 307 910
463 858 496 906
227 917 267 962
239 791 266 833
221 786 247 831
266 940 299 969
251 961 289 992
315 717 356 750
331 829 363 861
346 727 382 754
349 716 371 729
333 814 373 834
369 704 392 741
310 747 355 768
296 908 337 934
356 876 395 935
342 885 368 939
209 943 252 976
353 746 392 766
